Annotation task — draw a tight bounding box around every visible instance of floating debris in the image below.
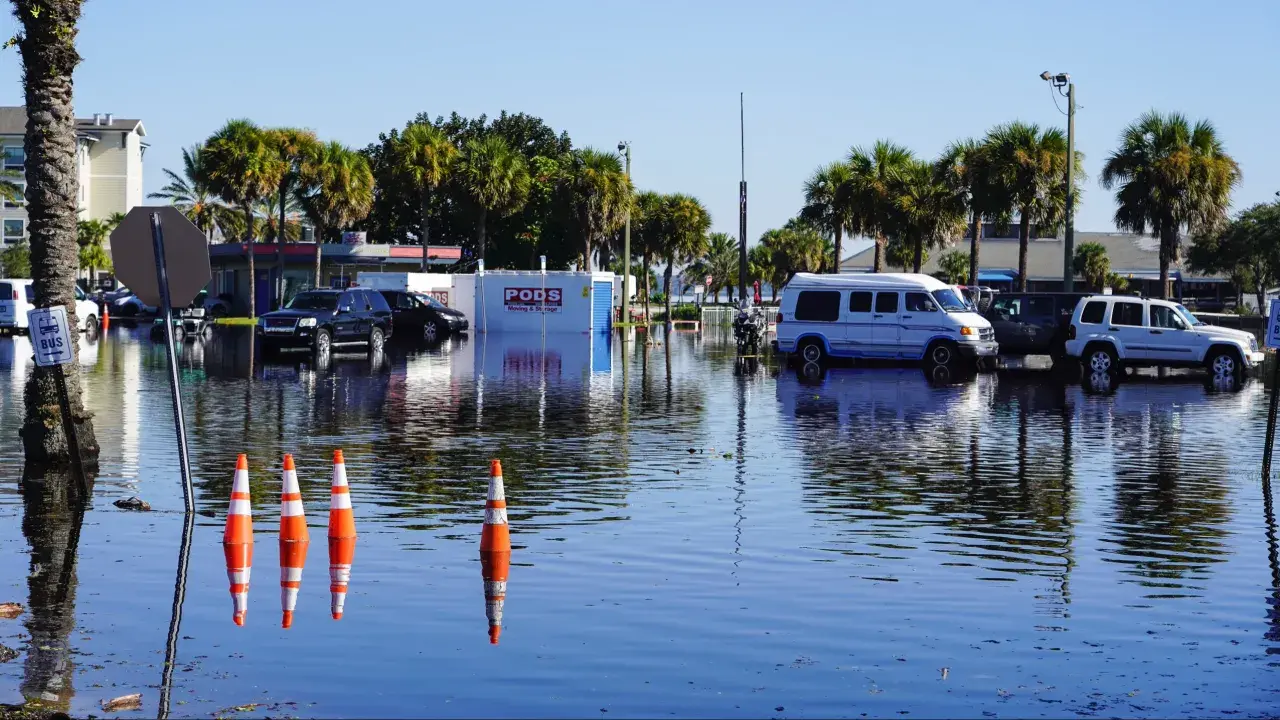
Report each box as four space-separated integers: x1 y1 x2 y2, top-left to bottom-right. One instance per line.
113 497 151 511
0 644 17 663
101 693 143 712
0 602 23 619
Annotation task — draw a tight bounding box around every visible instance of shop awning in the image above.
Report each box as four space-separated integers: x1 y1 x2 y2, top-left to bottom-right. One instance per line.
977 270 1017 282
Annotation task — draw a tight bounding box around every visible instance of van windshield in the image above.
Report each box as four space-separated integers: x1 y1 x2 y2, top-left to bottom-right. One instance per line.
930 289 969 312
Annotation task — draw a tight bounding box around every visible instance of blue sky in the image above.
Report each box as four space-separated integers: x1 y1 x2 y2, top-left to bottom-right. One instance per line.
3 0 1276 254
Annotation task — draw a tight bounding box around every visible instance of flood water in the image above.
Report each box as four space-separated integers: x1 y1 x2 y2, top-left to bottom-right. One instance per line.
1 325 1278 718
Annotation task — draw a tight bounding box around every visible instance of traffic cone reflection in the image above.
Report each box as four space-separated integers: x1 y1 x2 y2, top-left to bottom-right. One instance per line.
278 454 309 629
223 454 254 626
327 449 356 620
481 459 511 644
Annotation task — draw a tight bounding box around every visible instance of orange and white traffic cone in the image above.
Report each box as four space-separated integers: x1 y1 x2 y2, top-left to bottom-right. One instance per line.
100 305 110 331
278 454 309 629
327 449 356 620
223 453 254 626
481 459 511 643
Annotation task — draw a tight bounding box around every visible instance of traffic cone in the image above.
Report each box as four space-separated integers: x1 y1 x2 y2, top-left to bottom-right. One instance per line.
327 449 356 620
100 305 110 331
481 550 509 645
223 454 253 626
278 454 309 629
481 459 511 644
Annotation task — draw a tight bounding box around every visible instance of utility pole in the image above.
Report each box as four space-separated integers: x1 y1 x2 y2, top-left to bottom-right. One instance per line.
1064 80 1075 292
619 141 632 331
738 93 748 304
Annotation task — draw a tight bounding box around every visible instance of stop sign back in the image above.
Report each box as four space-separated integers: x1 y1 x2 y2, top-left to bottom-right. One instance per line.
109 206 212 308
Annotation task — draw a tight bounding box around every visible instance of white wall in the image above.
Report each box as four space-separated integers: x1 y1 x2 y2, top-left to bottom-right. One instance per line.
474 271 613 334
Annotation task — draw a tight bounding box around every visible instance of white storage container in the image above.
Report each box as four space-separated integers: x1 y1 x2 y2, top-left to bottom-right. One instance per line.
474 271 614 334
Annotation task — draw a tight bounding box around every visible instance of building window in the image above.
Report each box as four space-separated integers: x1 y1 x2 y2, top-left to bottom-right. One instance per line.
3 218 23 243
4 146 24 171
3 182 23 208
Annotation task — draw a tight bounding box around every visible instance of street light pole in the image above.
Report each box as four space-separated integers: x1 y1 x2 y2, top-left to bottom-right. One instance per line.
1041 71 1075 292
619 141 632 332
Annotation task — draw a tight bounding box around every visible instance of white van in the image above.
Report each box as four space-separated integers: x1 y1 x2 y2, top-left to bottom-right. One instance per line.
0 279 101 335
773 273 998 368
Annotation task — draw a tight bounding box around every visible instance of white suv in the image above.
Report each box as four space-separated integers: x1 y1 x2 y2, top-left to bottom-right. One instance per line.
1065 295 1263 375
0 279 101 335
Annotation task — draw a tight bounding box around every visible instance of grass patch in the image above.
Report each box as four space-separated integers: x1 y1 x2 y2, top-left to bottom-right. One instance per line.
214 317 257 326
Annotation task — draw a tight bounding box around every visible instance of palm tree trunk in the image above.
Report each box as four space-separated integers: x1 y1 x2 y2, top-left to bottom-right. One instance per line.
1159 226 1173 300
245 204 256 318
18 0 100 467
968 214 981 287
912 236 924 274
275 182 287 310
642 249 651 322
313 224 324 288
421 187 432 273
873 232 885 273
663 257 673 324
832 226 843 274
477 206 487 265
1018 213 1030 292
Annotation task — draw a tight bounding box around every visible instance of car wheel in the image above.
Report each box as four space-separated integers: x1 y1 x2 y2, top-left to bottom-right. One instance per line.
926 340 958 368
84 315 98 337
369 327 385 353
314 328 332 355
1206 347 1240 376
1086 344 1118 374
423 321 442 344
798 339 825 364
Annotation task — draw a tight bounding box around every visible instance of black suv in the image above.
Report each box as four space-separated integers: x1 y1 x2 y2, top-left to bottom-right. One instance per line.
983 292 1088 360
377 290 469 343
257 289 393 354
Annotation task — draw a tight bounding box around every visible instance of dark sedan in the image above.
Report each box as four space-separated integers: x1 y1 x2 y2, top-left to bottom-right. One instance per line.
378 290 469 343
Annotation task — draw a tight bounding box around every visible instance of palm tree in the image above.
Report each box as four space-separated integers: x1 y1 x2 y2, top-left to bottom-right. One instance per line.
661 193 711 321
847 140 914 273
984 122 1074 291
633 190 667 321
0 168 23 205
202 119 287 318
938 137 1005 286
560 148 631 271
747 242 781 302
395 123 459 272
76 219 112 289
1100 111 1241 299
148 145 233 241
255 194 303 243
936 249 969 285
300 142 375 285
762 223 826 286
703 231 738 302
458 135 531 265
801 161 855 273
1072 241 1111 292
264 128 319 309
14 0 100 466
893 159 968 273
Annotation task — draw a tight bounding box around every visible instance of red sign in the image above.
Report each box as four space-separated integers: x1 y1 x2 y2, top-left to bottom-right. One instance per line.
503 287 562 313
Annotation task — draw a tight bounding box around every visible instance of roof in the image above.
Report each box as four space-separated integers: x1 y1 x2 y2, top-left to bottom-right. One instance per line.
839 231 1220 280
0 106 145 136
789 271 949 290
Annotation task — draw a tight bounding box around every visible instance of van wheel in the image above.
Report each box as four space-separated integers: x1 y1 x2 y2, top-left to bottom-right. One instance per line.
798 339 825 364
926 340 958 368
1085 343 1118 374
369 327 385 354
1206 347 1240 376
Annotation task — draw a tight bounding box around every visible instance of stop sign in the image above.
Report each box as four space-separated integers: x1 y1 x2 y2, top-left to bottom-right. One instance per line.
109 206 211 308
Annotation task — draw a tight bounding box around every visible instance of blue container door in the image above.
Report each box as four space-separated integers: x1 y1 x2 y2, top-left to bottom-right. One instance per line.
591 281 612 333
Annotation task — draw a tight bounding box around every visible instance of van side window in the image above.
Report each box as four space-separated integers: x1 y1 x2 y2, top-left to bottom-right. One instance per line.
1080 301 1107 324
1111 301 1144 327
874 292 899 314
905 292 936 312
793 291 840 322
848 291 872 313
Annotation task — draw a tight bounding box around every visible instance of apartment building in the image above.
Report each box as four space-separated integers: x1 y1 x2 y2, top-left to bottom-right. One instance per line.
0 106 146 246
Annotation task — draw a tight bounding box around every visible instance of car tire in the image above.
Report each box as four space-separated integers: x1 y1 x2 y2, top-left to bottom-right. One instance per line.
369 327 385 354
84 315 98 337
925 340 959 369
423 320 444 344
313 328 332 355
1084 343 1119 374
798 338 826 365
1206 347 1241 377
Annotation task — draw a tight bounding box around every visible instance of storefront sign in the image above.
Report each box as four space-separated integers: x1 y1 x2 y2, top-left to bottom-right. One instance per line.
504 287 562 313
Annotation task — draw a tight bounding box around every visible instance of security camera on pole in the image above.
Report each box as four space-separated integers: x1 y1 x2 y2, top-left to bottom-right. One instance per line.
1041 70 1075 292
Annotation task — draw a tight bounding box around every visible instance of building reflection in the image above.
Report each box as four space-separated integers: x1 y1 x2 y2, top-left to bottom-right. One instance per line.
20 471 86 712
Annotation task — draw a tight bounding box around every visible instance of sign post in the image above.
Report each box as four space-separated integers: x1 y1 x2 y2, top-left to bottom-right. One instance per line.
1263 301 1280 479
110 206 211 515
27 305 87 495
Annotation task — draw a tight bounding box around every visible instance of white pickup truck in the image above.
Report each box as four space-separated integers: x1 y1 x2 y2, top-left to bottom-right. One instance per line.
1065 295 1263 375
